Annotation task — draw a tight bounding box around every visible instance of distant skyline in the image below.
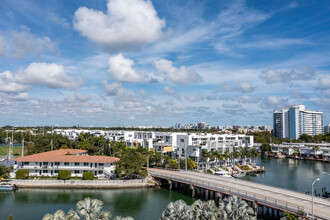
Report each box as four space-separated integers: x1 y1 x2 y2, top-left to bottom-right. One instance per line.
0 0 329 126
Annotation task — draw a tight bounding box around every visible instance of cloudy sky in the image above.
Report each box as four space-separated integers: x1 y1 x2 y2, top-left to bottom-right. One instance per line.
0 0 330 127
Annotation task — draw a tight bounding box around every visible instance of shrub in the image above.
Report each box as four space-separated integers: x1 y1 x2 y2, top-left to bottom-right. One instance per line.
83 172 94 180
58 170 71 180
16 169 29 179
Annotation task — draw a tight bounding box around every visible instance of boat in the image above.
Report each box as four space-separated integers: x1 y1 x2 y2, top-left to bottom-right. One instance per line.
0 180 18 191
233 172 246 178
214 170 232 178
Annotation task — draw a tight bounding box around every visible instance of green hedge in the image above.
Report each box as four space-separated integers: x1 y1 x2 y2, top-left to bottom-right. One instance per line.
58 170 71 180
82 172 94 180
16 169 29 179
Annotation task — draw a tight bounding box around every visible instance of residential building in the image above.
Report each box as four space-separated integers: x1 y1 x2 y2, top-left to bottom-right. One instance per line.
273 105 323 140
11 149 119 179
324 124 330 133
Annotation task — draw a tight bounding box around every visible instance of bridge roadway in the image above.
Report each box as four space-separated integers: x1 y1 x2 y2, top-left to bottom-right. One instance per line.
149 168 330 219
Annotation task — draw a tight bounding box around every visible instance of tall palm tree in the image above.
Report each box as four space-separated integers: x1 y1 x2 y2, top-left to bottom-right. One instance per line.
202 149 210 170
249 147 259 163
161 200 193 220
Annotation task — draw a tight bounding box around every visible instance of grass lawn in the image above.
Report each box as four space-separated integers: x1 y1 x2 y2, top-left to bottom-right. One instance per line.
0 146 23 156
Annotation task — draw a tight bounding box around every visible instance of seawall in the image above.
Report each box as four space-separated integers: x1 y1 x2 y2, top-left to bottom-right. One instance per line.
10 179 155 189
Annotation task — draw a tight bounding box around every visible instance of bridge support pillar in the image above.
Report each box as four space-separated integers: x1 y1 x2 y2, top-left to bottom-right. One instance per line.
190 185 195 198
168 180 172 190
174 182 178 189
209 191 214 200
205 189 209 200
215 192 222 204
252 202 258 216
259 205 263 216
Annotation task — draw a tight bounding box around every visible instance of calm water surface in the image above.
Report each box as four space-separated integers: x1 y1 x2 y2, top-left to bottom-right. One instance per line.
0 188 194 220
1 157 329 220
241 157 330 194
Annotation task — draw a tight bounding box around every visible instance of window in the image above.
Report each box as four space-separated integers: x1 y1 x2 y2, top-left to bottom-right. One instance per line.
55 162 60 166
43 162 48 165
75 162 80 166
42 170 48 173
98 171 103 174
64 162 69 166
98 163 104 166
55 170 59 173
84 162 89 166
74 170 80 174
180 139 185 143
23 162 29 165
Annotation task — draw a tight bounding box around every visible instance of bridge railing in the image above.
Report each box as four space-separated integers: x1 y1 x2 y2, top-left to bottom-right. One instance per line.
150 172 313 219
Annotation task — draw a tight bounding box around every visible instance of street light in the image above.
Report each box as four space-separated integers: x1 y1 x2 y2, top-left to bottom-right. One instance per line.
312 178 320 220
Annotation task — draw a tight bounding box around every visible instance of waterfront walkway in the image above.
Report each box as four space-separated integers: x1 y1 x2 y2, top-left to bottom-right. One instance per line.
149 168 330 219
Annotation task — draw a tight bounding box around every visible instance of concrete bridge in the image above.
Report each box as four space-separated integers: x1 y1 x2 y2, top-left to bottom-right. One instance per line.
149 168 330 219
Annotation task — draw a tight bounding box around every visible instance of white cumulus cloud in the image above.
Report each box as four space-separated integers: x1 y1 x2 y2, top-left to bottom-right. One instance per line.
0 71 28 93
73 0 165 50
107 54 144 83
317 75 330 90
0 29 57 59
16 62 82 89
153 59 202 84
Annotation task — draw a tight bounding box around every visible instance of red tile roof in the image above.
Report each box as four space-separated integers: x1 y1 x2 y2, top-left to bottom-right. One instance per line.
14 149 120 163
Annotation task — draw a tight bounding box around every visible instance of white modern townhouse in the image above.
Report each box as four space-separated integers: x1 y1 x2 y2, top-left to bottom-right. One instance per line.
11 149 120 179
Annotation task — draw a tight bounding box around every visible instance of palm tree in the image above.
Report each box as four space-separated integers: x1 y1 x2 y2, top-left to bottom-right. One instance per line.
43 198 111 220
42 210 66 220
191 200 224 220
221 196 256 220
161 200 193 220
249 147 259 163
312 146 320 159
113 217 134 220
202 149 210 170
223 151 231 166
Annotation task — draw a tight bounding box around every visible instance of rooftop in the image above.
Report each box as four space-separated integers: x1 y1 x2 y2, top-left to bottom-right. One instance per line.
14 149 120 163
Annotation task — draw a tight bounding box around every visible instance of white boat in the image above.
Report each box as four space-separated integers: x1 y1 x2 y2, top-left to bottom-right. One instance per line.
214 170 232 178
0 181 18 191
233 172 246 178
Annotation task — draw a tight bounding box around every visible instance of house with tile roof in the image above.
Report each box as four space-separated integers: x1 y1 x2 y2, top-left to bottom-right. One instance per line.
11 149 120 179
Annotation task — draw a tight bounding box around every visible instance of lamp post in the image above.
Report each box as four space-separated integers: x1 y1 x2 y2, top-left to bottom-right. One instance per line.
312 178 320 219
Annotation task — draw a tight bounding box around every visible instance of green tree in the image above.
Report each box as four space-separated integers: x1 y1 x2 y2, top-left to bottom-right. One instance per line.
115 150 147 178
0 165 11 178
260 143 271 154
58 170 71 180
168 159 179 169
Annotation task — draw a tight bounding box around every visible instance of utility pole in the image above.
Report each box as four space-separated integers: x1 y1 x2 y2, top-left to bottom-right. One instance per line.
22 138 24 157
10 126 14 159
184 143 187 171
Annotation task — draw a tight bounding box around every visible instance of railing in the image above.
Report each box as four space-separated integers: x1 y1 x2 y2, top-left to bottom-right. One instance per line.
17 165 105 171
11 179 146 184
150 172 326 220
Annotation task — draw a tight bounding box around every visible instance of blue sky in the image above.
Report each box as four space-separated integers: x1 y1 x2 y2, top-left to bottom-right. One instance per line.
0 0 330 127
